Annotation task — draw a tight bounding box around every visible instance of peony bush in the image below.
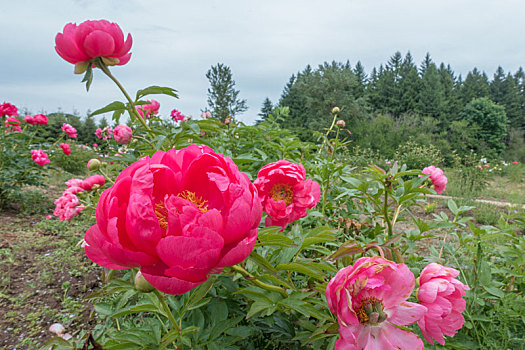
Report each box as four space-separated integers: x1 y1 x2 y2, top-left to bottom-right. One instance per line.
34 18 524 350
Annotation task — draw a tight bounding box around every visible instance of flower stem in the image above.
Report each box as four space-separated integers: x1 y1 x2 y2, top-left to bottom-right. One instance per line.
153 289 180 331
231 265 287 297
383 188 393 238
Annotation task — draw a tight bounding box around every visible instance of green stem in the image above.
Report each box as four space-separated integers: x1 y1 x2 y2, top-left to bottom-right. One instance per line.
231 265 287 297
153 290 180 331
96 59 151 132
318 113 338 154
383 188 393 238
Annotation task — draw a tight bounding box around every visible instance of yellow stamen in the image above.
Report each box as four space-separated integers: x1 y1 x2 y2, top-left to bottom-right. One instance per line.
270 183 294 205
177 190 209 213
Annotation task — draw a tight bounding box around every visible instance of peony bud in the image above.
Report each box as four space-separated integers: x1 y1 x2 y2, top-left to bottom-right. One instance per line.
336 119 346 128
331 107 340 114
134 271 155 292
87 159 101 172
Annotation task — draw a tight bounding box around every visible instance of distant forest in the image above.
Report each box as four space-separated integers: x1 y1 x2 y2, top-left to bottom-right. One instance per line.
259 51 525 162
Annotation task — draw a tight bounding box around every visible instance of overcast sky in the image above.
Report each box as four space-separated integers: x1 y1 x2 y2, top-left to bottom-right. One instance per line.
1 0 524 124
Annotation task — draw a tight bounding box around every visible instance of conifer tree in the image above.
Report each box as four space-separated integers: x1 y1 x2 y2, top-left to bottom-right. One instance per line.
206 63 248 122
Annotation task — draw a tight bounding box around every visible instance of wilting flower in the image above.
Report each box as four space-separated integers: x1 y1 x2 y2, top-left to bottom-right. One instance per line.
254 160 320 230
31 149 50 166
5 117 22 133
83 145 262 294
95 126 112 140
201 111 211 119
135 100 160 119
60 143 71 156
34 114 49 125
55 20 132 73
62 123 77 138
417 263 469 345
421 165 447 194
170 108 186 122
113 124 132 144
0 102 18 117
326 256 427 349
82 175 105 191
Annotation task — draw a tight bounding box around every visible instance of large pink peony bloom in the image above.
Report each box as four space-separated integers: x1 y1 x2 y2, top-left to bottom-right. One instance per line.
55 20 132 72
82 175 105 191
34 114 49 125
421 165 447 194
417 263 469 345
83 145 262 294
5 117 22 133
135 100 160 119
31 149 50 166
254 160 320 230
60 143 71 156
24 115 37 125
61 123 77 138
113 124 132 144
0 102 18 117
326 256 427 350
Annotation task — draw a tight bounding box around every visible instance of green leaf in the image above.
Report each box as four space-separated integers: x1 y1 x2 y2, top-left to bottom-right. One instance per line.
110 302 160 318
249 252 278 274
448 199 459 216
256 234 295 247
81 64 93 91
135 85 178 100
208 315 243 341
483 285 505 298
186 278 215 310
276 262 324 280
90 101 127 117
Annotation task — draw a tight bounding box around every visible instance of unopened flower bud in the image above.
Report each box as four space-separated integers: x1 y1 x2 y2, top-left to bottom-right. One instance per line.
87 159 101 171
134 271 154 292
336 119 346 128
331 107 340 114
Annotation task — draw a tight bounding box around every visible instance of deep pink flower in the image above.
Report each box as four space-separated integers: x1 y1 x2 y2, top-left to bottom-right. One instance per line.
62 123 77 138
5 117 22 133
113 124 132 144
170 108 185 122
421 165 447 194
0 102 18 117
60 143 71 156
82 175 105 191
31 149 50 166
24 115 36 125
83 145 262 294
135 100 160 119
93 143 98 148
326 256 427 350
512 161 519 165
254 160 320 230
417 263 469 345
34 114 49 125
55 20 132 72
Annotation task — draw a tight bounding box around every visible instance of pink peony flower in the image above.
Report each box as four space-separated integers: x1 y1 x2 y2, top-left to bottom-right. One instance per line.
82 175 105 191
5 117 22 133
135 100 160 119
62 123 77 138
170 108 185 122
512 161 519 165
60 143 71 156
0 102 18 117
55 20 132 72
421 165 447 194
326 256 427 350
417 263 469 345
93 143 98 148
65 178 84 188
113 124 132 144
54 191 84 221
95 126 112 140
83 145 262 294
24 115 36 125
31 149 50 166
34 114 49 125
254 160 320 230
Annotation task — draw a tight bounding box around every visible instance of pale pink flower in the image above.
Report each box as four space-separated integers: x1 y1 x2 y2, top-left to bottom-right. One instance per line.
113 124 132 144
417 263 469 345
61 123 77 138
421 165 447 194
54 191 85 221
95 126 112 140
65 178 84 188
201 111 211 119
326 256 427 349
31 149 50 166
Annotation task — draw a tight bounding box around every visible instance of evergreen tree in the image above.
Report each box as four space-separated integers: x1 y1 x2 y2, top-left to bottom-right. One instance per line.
417 55 445 120
256 97 273 125
80 116 98 145
490 67 523 129
459 68 490 104
353 61 367 98
206 63 248 122
438 63 461 122
398 52 421 115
